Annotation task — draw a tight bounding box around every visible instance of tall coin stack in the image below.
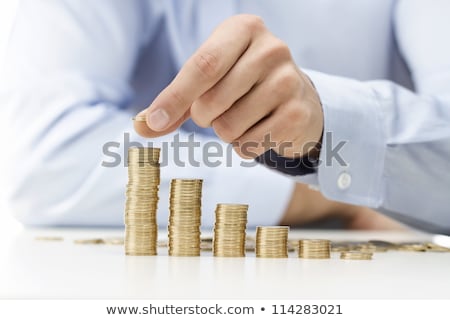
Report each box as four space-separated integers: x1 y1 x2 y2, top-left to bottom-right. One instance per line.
255 226 289 258
124 147 161 256
213 204 248 257
168 179 203 256
298 239 331 259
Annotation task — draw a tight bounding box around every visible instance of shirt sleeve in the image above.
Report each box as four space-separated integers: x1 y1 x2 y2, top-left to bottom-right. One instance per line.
0 0 294 228
261 0 450 234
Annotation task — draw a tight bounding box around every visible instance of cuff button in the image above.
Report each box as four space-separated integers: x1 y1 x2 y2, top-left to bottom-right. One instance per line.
337 172 351 190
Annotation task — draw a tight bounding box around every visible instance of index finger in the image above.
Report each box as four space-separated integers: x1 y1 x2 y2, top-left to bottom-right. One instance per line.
142 15 263 136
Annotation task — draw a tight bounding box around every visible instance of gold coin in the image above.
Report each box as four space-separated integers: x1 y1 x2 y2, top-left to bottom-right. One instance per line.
396 242 427 252
124 147 160 256
128 147 160 165
255 226 289 258
132 115 147 122
340 251 373 260
424 242 450 252
213 203 248 257
35 236 64 242
168 179 203 256
103 238 124 245
74 238 105 244
299 239 331 259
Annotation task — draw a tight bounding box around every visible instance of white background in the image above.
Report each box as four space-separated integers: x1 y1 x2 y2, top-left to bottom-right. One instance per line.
0 0 22 236
1 299 449 320
0 4 448 315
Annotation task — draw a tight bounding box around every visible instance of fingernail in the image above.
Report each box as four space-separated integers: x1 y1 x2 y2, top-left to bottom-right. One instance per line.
148 109 170 131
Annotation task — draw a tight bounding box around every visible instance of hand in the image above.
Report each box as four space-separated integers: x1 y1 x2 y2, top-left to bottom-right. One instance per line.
135 14 323 159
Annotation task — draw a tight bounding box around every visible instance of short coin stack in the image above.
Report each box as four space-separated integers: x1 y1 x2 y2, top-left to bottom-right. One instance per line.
213 204 248 257
340 251 373 260
168 179 203 256
299 239 331 259
125 147 160 256
255 226 289 258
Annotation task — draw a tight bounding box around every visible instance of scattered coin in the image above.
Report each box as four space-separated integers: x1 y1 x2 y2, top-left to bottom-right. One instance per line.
35 236 64 242
368 240 398 250
74 238 105 244
340 251 373 260
103 237 125 245
332 241 390 253
396 242 428 252
424 242 450 252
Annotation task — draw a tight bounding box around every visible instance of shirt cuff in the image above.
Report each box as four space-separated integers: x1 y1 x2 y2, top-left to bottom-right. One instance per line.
306 70 386 207
255 149 318 176
255 148 321 190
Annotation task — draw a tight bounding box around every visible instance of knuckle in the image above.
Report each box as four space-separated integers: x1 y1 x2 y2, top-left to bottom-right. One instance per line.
167 87 187 108
300 106 313 125
190 102 210 128
273 68 300 97
237 14 265 34
191 91 224 128
263 39 291 62
284 103 308 125
193 50 220 79
198 90 221 112
212 117 236 143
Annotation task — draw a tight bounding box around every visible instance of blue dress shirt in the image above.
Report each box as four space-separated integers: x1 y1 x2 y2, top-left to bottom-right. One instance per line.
1 0 449 233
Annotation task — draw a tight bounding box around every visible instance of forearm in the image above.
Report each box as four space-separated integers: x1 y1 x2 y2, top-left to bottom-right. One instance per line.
280 183 406 230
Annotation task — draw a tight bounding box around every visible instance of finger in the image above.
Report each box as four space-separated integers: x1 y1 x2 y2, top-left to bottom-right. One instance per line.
190 44 264 128
144 15 265 133
133 109 190 138
211 67 295 142
232 106 293 159
211 84 277 143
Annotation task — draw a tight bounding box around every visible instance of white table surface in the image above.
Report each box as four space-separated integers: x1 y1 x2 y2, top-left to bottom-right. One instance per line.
1 228 449 299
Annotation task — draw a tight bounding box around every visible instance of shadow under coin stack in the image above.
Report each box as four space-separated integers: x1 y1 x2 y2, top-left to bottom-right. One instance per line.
168 179 203 256
213 204 248 257
298 239 331 259
255 226 289 258
124 147 161 256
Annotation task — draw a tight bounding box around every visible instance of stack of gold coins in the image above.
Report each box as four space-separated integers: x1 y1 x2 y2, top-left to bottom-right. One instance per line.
124 147 160 256
340 251 373 260
168 179 203 256
213 204 248 257
255 226 289 258
298 239 331 259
